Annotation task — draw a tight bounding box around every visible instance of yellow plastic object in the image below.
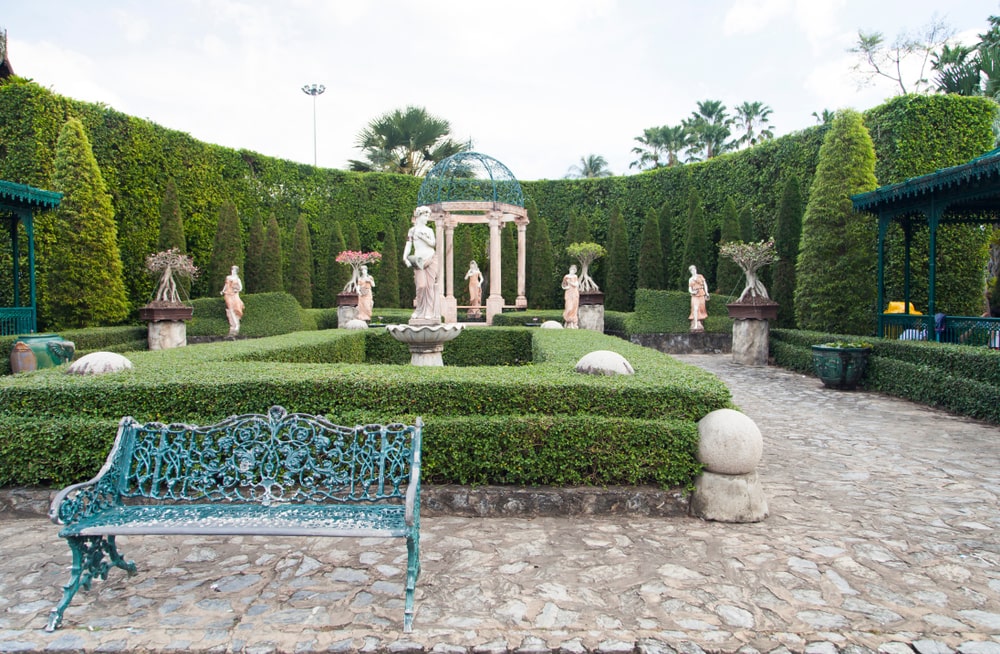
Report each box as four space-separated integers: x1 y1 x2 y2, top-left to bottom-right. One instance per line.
885 301 922 314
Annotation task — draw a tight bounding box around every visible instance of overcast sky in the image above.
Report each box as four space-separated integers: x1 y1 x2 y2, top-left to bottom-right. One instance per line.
5 0 998 181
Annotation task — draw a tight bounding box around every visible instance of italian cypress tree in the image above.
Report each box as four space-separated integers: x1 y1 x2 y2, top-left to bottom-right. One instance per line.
658 203 675 290
157 179 185 252
261 214 284 292
244 213 265 293
678 189 711 290
605 207 632 311
795 109 878 334
563 210 593 282
772 176 804 328
206 201 244 298
455 227 475 305
324 223 350 306
501 222 517 301
715 198 743 296
379 228 400 308
345 221 361 251
527 208 556 308
397 216 415 309
739 205 754 242
43 117 129 328
289 215 313 308
636 208 664 289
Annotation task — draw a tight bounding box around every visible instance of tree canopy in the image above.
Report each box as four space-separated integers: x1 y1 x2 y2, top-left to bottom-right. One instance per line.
348 106 468 176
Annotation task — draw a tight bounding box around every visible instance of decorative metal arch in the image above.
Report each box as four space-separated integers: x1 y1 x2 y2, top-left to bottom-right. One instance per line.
417 152 525 208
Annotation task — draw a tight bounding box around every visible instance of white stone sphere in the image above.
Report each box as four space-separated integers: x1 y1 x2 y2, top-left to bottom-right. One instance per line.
65 352 133 375
540 320 563 329
697 409 763 475
574 350 635 376
344 319 369 330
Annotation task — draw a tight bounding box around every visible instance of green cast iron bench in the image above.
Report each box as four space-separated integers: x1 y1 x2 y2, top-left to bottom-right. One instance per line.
46 405 423 632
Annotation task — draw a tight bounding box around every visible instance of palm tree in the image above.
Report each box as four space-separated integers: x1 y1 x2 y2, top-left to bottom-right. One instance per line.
348 106 469 176
566 154 612 179
629 125 690 170
683 100 733 161
734 101 774 148
811 109 836 125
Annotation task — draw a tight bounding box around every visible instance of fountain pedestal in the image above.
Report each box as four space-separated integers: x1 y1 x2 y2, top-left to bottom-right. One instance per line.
386 321 464 366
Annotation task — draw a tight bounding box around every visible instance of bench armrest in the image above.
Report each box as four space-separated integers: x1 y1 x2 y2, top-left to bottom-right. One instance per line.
49 418 135 526
404 418 422 527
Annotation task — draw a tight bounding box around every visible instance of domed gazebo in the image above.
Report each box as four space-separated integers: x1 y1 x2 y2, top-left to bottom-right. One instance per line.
417 152 529 324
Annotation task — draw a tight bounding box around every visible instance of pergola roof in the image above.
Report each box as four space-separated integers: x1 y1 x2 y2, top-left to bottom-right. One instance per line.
852 147 1000 222
417 152 525 208
0 180 63 212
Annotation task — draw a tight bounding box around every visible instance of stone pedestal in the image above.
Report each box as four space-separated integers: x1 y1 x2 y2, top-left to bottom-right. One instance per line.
690 471 768 523
690 408 768 523
579 292 604 333
337 305 358 328
148 320 188 350
732 319 770 366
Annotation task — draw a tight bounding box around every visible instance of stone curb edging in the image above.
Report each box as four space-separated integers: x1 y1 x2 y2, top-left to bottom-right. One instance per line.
0 485 692 520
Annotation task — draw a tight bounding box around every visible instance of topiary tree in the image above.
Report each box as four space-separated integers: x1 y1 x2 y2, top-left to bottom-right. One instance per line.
42 117 130 328
795 109 878 334
772 176 804 328
678 188 711 291
637 208 664 290
397 215 415 309
714 198 743 296
157 179 185 252
345 221 361 251
260 213 284 293
739 205 754 242
527 205 556 308
658 203 675 290
206 201 243 298
605 207 632 311
323 223 349 306
501 221 517 301
244 213 265 294
289 215 313 308
378 228 401 309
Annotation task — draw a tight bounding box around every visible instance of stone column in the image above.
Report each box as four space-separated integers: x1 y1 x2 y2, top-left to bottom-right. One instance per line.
442 214 457 323
727 301 778 366
515 220 527 309
486 211 504 324
434 213 446 322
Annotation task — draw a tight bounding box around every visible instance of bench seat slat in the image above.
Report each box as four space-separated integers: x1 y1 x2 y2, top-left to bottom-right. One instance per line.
61 503 409 538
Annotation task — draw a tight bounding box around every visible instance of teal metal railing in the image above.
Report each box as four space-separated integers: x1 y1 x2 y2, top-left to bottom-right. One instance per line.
0 307 35 336
880 313 1000 348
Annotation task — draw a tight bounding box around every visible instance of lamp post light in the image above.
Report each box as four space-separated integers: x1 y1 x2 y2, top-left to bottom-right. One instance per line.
301 83 326 166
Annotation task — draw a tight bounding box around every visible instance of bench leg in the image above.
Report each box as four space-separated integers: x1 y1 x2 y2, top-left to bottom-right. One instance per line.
404 533 420 632
46 535 137 632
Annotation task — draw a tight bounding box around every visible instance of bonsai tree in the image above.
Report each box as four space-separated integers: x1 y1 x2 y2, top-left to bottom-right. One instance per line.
566 242 606 293
336 250 382 293
146 248 199 305
718 239 778 303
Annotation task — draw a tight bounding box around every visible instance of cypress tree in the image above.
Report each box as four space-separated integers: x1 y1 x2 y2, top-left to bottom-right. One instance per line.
715 198 743 296
605 207 632 311
636 208 664 290
261 214 284 292
43 117 129 328
455 227 475 306
658 203 675 290
244 213 265 293
772 176 804 328
527 208 556 308
345 221 361 251
795 109 878 334
739 205 755 242
379 228 400 309
289 216 313 308
678 189 710 290
565 210 593 246
397 216 415 309
325 223 350 306
206 201 244 298
157 179 185 252
501 222 517 301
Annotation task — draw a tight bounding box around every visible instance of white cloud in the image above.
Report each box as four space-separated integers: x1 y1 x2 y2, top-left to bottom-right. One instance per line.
723 0 791 36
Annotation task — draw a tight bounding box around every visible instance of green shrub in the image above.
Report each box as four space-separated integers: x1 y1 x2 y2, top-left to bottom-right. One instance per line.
305 307 339 330
627 289 735 334
187 292 303 338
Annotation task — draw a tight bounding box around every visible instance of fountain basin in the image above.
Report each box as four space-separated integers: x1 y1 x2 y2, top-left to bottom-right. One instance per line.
386 323 464 366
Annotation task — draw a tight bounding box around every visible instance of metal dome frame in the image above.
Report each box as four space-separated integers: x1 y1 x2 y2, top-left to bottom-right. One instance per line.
417 152 525 208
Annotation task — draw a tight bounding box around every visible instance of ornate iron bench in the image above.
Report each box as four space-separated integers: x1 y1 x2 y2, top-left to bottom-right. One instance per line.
46 406 423 632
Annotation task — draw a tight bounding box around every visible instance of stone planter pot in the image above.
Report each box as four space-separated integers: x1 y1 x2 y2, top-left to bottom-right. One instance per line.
580 292 604 306
811 345 871 390
138 305 194 322
336 292 359 307
727 301 778 321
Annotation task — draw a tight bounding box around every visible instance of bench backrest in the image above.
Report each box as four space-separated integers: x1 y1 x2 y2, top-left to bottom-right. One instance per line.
112 406 420 505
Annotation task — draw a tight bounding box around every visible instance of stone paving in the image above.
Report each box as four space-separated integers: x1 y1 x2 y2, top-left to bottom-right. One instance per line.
1 354 999 653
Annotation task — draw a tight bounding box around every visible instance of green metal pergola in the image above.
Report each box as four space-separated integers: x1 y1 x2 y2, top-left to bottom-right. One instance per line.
0 180 62 336
852 148 1000 342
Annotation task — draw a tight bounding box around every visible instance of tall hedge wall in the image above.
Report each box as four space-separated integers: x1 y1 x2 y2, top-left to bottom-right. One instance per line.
0 77 994 323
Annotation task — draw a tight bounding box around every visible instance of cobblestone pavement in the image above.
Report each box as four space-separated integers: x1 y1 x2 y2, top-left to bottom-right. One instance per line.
1 355 999 654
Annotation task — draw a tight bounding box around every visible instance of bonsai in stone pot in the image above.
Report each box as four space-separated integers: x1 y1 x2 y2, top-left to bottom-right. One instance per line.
139 248 198 321
335 250 382 306
719 239 779 320
811 340 873 390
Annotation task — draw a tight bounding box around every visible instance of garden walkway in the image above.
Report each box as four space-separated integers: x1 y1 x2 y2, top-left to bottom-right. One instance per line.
1 354 998 654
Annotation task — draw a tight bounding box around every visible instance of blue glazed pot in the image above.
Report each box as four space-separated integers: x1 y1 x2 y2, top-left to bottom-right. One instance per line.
811 345 871 390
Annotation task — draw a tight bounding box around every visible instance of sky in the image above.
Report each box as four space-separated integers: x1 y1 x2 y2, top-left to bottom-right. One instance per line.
4 0 999 181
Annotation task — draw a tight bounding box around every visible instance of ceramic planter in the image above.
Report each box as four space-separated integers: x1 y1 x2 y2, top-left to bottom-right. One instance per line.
811 345 871 390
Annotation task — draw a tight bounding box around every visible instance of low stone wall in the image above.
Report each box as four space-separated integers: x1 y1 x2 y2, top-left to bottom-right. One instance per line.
2 485 690 520
629 332 731 354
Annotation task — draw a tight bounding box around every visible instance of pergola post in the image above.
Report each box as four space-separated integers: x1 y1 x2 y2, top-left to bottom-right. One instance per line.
441 213 457 323
515 221 527 309
486 210 504 324
877 215 889 337
927 201 942 317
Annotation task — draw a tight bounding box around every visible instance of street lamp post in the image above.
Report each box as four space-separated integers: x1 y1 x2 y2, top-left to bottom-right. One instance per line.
301 84 326 166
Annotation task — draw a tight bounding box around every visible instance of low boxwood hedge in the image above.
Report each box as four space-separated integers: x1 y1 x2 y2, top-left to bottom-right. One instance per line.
0 327 732 488
626 289 736 335
771 328 1000 423
187 292 305 338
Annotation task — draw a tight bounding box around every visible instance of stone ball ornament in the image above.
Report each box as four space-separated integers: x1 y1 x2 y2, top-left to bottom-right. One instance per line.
65 352 134 375
574 350 635 376
697 408 763 474
540 320 563 329
344 319 369 330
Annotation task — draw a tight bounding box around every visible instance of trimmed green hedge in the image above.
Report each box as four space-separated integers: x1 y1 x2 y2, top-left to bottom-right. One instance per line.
187 292 305 338
771 328 1000 423
0 326 148 376
0 328 732 487
627 289 736 334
